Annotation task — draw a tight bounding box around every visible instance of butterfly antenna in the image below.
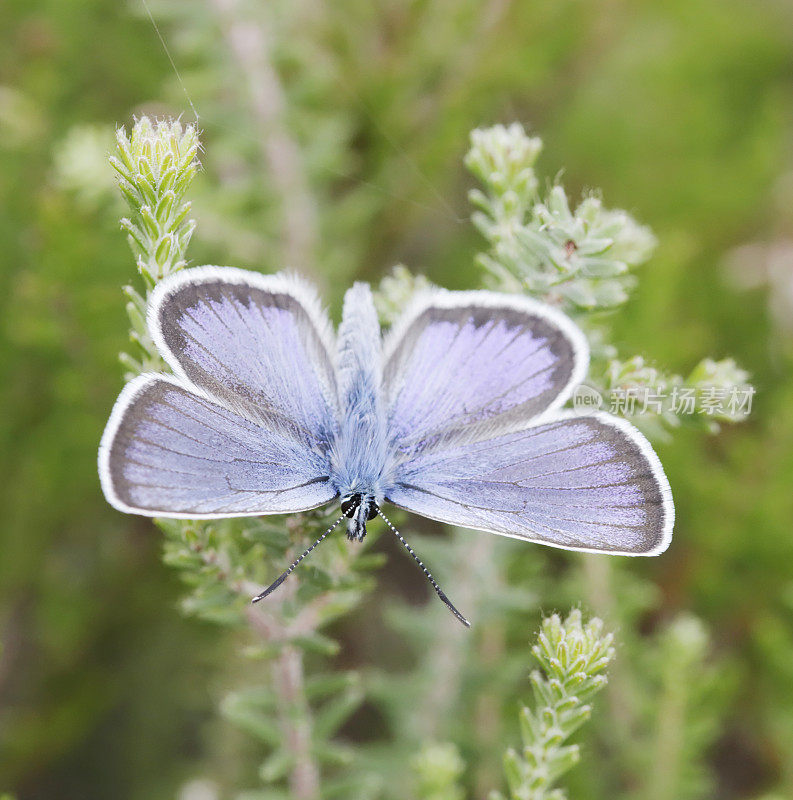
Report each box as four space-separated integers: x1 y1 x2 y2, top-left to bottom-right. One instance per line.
377 508 471 628
251 512 346 604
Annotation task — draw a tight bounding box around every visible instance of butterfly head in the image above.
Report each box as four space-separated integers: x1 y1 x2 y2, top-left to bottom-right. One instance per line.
341 493 379 542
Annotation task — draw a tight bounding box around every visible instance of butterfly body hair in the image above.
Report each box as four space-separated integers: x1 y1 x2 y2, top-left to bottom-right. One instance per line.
328 283 396 536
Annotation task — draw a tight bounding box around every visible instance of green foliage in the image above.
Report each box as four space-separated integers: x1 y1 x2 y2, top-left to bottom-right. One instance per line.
467 124 656 312
112 118 199 377
413 742 466 800
644 615 717 800
596 355 754 440
2 1 793 799
491 611 615 800
112 118 198 286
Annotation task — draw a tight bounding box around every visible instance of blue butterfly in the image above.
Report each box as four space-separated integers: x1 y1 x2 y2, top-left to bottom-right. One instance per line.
99 266 674 626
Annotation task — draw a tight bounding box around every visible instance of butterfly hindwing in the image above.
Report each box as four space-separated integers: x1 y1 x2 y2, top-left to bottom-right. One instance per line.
386 411 673 555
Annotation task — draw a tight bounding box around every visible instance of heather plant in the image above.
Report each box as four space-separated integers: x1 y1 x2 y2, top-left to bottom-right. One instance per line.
110 117 380 799
490 611 615 800
94 114 751 800
3 2 793 799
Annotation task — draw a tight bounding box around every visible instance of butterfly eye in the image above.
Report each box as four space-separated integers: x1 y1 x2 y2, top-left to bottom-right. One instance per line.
341 494 361 517
364 500 379 521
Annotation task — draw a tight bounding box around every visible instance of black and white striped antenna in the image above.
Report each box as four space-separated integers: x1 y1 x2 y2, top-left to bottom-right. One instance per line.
377 507 470 628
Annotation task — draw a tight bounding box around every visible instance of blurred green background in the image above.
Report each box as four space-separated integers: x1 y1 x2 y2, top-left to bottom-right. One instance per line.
2 0 793 798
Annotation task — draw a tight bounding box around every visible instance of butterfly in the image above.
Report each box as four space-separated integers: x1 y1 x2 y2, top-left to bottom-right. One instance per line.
99 266 674 626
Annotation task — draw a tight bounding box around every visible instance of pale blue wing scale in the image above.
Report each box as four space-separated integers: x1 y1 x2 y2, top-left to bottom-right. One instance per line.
382 291 589 457
386 412 673 555
99 375 336 518
148 266 339 449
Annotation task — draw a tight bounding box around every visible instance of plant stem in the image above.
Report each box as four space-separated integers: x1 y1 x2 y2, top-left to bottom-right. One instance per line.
245 567 322 798
421 534 497 738
648 665 686 800
580 555 641 741
473 621 506 799
274 644 321 800
210 0 319 274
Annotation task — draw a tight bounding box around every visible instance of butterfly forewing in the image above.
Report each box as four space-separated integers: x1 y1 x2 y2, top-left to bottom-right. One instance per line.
149 266 338 448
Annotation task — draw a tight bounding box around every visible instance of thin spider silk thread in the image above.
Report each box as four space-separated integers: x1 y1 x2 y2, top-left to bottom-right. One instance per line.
141 0 200 123
137 0 463 223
